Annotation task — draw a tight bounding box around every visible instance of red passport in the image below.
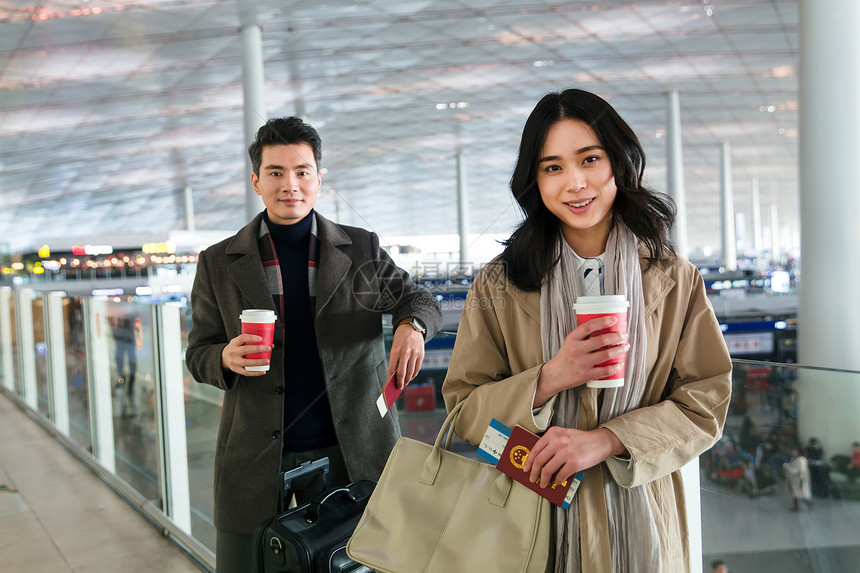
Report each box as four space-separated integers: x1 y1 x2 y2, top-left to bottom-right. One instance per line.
375 374 403 418
495 425 583 509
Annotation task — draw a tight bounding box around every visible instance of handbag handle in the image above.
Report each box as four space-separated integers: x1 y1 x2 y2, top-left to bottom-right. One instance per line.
418 402 514 507
435 400 463 450
420 402 463 485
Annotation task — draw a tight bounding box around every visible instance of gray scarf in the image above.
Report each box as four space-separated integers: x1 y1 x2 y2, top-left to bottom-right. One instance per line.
540 220 662 572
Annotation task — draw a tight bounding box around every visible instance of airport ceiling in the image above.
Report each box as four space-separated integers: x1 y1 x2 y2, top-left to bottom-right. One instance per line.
1 0 799 258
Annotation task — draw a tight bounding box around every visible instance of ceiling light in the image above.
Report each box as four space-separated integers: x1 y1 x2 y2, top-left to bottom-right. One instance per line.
436 102 470 110
533 60 555 67
771 65 794 78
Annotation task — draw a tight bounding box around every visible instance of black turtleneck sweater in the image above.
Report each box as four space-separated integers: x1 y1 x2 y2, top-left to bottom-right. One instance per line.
263 211 337 452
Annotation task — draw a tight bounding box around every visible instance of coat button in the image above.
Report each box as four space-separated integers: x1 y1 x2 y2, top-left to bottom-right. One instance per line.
274 387 284 395
272 430 281 439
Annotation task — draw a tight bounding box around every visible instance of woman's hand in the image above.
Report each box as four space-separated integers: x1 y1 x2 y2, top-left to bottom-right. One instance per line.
220 334 271 376
522 426 627 487
534 316 629 407
387 323 425 389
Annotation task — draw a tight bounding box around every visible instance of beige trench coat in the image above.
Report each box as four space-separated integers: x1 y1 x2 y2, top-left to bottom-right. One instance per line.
443 255 732 572
786 456 811 500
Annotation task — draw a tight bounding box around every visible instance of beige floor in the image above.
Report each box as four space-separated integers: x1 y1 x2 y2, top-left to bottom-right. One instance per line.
0 392 206 573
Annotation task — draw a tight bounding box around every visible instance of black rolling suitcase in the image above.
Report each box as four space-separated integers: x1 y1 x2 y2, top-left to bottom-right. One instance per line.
254 458 374 573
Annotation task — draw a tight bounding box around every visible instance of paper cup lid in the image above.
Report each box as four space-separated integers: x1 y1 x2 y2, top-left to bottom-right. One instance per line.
575 295 627 305
240 309 276 321
572 295 629 313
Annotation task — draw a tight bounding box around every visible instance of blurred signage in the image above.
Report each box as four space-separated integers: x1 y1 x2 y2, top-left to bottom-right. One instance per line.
723 332 774 356
771 270 790 293
72 244 113 256
92 288 124 296
38 244 51 258
142 241 176 254
422 349 452 369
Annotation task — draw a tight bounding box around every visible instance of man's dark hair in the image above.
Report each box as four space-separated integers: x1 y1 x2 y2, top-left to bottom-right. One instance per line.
248 117 322 175
711 559 727 570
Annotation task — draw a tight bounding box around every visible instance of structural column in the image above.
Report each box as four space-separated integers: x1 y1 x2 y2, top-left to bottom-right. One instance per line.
45 292 70 436
241 4 267 221
798 0 860 371
750 178 762 257
0 287 13 390
769 204 780 265
665 90 688 259
184 185 195 231
456 150 470 266
719 142 737 271
16 289 37 409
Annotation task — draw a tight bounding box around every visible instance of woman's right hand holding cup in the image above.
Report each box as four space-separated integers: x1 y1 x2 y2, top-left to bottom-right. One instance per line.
533 316 629 407
220 334 271 376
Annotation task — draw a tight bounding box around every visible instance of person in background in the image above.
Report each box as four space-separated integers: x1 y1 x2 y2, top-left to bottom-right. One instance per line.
804 437 823 461
443 88 732 572
805 436 830 498
186 117 442 572
785 444 813 511
711 559 729 573
848 441 860 480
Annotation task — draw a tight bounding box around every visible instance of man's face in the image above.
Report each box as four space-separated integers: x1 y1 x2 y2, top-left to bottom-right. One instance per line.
251 143 321 225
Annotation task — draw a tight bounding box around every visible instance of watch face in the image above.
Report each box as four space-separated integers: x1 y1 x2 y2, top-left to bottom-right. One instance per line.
412 318 426 333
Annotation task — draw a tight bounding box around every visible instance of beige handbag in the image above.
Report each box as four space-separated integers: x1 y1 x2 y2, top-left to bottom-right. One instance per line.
346 402 553 573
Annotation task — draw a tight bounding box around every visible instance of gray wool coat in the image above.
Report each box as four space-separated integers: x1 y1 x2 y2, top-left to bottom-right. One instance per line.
186 211 442 534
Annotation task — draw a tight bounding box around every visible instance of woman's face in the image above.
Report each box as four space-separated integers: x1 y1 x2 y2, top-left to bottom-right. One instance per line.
536 119 617 256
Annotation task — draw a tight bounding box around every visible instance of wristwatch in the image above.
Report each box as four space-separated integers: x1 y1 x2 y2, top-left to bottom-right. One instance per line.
400 316 427 335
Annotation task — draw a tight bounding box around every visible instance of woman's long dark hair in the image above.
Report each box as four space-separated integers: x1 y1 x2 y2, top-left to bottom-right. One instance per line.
501 89 676 291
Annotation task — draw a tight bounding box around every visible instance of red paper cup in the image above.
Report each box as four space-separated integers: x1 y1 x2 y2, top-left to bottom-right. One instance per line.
572 295 629 388
240 309 276 372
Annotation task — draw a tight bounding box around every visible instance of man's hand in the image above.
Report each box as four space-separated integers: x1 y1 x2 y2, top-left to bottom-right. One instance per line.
387 323 425 389
220 333 271 376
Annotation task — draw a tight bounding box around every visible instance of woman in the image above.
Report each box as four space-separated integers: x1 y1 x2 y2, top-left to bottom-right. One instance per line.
785 445 813 511
443 89 732 572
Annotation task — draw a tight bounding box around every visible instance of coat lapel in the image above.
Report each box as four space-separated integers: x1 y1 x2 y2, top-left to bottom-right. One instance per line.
641 260 675 320
225 213 277 312
314 213 353 315
506 281 541 322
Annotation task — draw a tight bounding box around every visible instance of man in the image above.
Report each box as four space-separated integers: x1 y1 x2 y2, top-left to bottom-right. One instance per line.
186 117 442 571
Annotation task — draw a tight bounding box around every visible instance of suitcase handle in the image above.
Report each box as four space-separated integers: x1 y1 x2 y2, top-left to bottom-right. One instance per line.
303 486 359 525
280 458 330 509
282 458 330 492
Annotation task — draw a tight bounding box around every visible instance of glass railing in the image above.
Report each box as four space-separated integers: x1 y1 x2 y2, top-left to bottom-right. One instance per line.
0 287 203 566
700 360 860 571
1 285 858 573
